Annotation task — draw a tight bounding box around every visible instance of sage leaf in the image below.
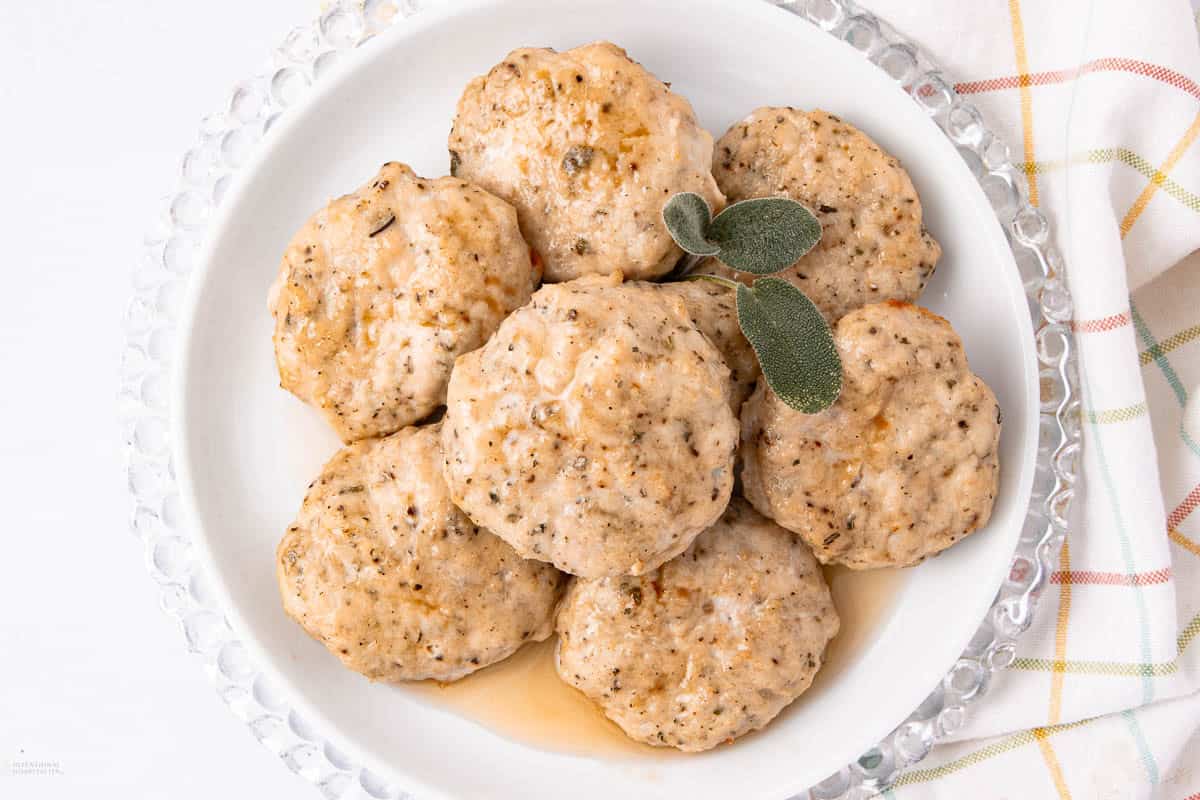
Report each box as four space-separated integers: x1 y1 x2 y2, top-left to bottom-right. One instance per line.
708 197 822 275
662 192 720 257
736 278 842 413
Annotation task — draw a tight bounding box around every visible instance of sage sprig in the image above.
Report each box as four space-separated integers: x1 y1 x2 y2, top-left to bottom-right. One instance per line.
733 278 842 413
666 193 841 414
663 192 821 275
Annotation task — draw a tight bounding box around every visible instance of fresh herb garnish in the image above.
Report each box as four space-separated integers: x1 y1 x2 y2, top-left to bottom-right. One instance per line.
662 192 721 258
663 192 821 275
666 193 841 413
734 277 842 413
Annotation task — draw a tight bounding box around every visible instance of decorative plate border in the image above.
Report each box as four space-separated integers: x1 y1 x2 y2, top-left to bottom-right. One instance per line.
119 1 1080 797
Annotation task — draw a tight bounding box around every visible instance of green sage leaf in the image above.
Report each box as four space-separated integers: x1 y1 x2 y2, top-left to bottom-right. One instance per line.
736 278 842 413
662 192 720 257
708 197 822 275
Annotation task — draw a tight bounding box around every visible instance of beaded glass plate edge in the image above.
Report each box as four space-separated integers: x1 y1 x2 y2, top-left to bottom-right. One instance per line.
118 1 1080 797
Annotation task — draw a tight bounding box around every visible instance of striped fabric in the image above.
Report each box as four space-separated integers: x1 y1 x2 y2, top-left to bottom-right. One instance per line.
857 0 1200 797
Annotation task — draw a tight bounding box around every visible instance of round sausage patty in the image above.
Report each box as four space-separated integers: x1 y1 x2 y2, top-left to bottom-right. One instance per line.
741 301 1001 569
449 41 724 282
660 279 760 413
555 499 839 752
441 272 738 578
277 424 563 682
269 162 537 442
712 108 940 321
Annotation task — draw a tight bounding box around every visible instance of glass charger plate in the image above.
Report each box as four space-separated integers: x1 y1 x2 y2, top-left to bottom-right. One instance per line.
119 1 1080 797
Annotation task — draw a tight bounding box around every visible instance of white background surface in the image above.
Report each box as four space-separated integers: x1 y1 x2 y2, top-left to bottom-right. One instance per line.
0 1 312 796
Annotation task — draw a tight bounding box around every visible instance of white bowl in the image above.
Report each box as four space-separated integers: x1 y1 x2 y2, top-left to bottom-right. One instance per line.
173 0 1038 797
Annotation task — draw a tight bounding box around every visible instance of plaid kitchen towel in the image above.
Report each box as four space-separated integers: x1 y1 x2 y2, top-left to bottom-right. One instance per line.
855 0 1200 797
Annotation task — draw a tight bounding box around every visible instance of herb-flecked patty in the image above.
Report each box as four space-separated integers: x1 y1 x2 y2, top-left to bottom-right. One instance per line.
660 278 760 413
449 41 724 282
740 301 1001 569
555 499 839 752
277 424 564 682
711 108 940 321
269 162 537 442
441 272 739 578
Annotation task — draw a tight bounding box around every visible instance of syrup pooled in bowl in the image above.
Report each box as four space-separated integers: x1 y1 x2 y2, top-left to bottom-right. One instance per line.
405 564 907 757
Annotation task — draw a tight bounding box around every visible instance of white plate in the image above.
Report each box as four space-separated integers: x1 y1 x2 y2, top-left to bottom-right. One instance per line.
173 0 1038 797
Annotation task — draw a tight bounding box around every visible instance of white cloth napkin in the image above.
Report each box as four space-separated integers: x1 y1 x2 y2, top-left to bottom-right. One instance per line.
853 0 1200 796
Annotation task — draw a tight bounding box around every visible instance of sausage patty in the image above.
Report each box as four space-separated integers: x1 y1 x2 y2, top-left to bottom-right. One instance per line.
740 302 1001 568
712 108 940 321
441 272 738 578
277 424 563 682
660 279 760 413
556 499 839 752
269 162 537 442
449 42 724 282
